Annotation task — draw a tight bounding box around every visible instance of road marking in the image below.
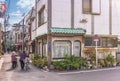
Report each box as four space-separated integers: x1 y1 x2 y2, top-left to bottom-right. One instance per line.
58 67 120 75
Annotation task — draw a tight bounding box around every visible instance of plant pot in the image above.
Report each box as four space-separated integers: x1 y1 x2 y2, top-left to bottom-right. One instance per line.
49 64 55 70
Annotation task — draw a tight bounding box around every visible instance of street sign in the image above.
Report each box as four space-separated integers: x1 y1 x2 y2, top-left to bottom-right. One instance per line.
93 34 99 41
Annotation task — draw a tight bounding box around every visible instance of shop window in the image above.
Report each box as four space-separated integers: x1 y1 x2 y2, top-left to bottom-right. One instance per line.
85 37 100 46
53 41 71 58
73 41 81 57
85 37 92 46
100 38 107 47
100 37 117 47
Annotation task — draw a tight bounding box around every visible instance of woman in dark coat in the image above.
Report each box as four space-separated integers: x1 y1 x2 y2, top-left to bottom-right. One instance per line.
19 51 26 70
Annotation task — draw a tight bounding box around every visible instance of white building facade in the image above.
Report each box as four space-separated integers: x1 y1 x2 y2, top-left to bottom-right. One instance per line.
34 0 118 65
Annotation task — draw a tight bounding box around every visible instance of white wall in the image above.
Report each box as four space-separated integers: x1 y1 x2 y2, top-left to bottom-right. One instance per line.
36 0 48 37
94 0 109 34
112 0 120 35
35 0 120 36
51 0 109 34
52 0 71 28
31 16 36 40
37 23 48 37
74 0 92 34
31 31 36 41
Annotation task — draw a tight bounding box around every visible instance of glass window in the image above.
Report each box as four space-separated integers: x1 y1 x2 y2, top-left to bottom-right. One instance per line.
100 38 107 47
73 41 81 57
38 6 45 26
85 37 92 46
83 0 91 14
100 37 117 47
53 41 71 58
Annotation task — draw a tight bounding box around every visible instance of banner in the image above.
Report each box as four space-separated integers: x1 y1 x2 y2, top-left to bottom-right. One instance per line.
0 3 7 18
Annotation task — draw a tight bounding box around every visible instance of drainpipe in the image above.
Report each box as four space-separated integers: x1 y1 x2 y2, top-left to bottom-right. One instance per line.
71 0 74 29
109 0 112 35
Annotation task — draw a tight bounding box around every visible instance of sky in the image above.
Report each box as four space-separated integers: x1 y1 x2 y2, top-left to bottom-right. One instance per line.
0 0 35 30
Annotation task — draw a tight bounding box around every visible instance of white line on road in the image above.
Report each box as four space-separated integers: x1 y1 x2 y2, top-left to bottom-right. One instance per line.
58 67 120 75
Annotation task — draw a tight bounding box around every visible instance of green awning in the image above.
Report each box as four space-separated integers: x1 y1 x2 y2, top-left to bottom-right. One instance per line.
51 28 86 34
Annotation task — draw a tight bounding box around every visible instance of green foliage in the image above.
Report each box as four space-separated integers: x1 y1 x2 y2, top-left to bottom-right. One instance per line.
52 55 88 70
98 54 116 67
105 54 116 66
33 53 40 60
98 59 106 67
41 58 48 67
52 61 67 70
31 54 48 68
79 57 88 67
90 52 96 62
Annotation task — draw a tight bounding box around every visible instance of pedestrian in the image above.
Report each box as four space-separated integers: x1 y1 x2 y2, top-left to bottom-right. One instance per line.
7 48 10 54
19 51 27 70
11 51 17 69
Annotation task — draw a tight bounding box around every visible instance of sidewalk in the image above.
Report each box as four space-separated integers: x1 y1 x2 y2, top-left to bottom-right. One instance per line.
57 66 120 75
0 53 68 81
0 54 5 70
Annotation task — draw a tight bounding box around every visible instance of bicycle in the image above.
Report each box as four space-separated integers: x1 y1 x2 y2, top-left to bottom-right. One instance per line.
24 57 30 71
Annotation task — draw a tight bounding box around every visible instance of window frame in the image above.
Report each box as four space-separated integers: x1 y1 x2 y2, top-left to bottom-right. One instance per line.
73 40 81 57
38 5 45 26
82 0 92 14
53 40 72 59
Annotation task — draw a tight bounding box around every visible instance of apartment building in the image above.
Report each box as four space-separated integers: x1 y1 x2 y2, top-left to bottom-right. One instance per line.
30 0 119 65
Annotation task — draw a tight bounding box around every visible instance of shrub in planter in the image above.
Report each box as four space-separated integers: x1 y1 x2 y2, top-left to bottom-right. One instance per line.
70 59 80 70
35 59 42 68
31 53 40 64
79 57 88 68
65 55 80 70
105 54 116 67
41 58 48 67
52 61 66 71
90 52 96 62
104 59 110 67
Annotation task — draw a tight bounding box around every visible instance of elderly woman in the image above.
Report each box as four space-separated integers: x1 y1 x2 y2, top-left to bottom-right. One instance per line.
11 52 17 69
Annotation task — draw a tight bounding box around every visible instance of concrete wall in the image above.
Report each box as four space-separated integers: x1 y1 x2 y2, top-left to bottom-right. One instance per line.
112 0 120 35
36 23 48 37
52 0 71 28
31 19 36 40
50 0 120 35
36 0 48 37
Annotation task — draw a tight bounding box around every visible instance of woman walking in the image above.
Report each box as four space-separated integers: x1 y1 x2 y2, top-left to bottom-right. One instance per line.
11 52 17 69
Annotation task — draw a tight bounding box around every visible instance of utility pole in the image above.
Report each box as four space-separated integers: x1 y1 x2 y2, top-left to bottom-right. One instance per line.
4 18 7 53
22 18 25 52
35 0 37 54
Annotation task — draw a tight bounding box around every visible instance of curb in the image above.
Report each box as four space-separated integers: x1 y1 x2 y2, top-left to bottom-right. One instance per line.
57 67 120 75
0 57 4 70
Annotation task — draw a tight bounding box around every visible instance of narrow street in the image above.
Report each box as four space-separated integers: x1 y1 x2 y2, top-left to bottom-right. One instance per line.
0 53 68 81
1 53 120 81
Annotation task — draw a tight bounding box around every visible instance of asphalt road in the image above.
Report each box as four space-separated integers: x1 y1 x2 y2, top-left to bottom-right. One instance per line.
58 68 120 81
